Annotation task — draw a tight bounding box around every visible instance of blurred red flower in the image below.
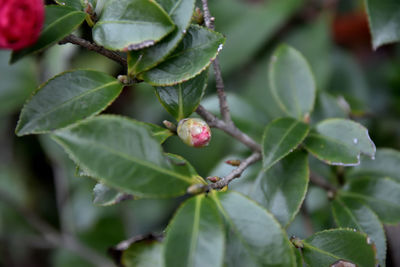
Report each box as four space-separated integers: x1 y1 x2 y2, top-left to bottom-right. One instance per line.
0 0 45 50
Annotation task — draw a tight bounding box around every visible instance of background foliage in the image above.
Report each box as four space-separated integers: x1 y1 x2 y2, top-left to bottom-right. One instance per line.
2 0 400 266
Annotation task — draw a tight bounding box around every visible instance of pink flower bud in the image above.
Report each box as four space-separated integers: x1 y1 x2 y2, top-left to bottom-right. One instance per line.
177 118 211 147
0 0 45 51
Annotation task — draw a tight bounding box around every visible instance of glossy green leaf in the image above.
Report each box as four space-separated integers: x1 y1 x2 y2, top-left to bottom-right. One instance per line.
164 194 224 267
16 70 123 136
55 0 83 10
249 150 309 227
212 191 296 267
348 148 400 183
365 0 400 50
141 25 225 86
55 0 97 10
11 6 86 63
304 118 376 166
269 44 316 120
155 70 208 121
122 240 163 267
262 117 309 171
302 229 376 267
340 177 400 224
93 183 133 206
90 123 171 205
52 115 203 198
0 51 37 115
332 196 386 266
92 0 175 51
87 120 172 204
128 0 196 74
142 122 174 144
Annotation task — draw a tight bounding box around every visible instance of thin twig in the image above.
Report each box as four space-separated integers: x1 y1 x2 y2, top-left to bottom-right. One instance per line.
59 34 127 68
196 105 261 152
201 0 232 123
207 152 261 190
0 189 113 267
201 0 215 30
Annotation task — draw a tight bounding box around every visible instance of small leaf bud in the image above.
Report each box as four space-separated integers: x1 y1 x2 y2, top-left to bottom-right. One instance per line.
177 118 211 147
207 176 221 183
290 236 304 248
192 7 204 25
163 120 177 132
225 159 241 166
187 184 206 195
220 185 228 192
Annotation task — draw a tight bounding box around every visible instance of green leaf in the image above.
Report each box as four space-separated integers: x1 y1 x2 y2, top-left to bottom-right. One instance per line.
92 0 175 51
304 118 376 166
348 148 400 183
269 44 316 120
55 0 97 10
0 51 37 115
340 177 400 224
142 122 174 144
128 0 196 74
16 70 123 136
52 115 203 198
140 25 225 86
93 183 133 206
365 0 400 50
121 240 163 267
249 150 309 227
155 69 208 121
11 6 86 63
55 0 83 10
164 194 224 267
302 229 376 267
89 123 171 205
212 191 296 267
332 196 386 266
262 117 309 171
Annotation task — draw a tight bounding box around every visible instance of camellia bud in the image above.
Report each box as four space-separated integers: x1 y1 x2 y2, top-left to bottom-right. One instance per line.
177 118 211 147
0 0 45 50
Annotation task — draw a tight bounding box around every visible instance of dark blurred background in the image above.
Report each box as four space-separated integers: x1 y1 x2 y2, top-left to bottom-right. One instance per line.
1 0 400 266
